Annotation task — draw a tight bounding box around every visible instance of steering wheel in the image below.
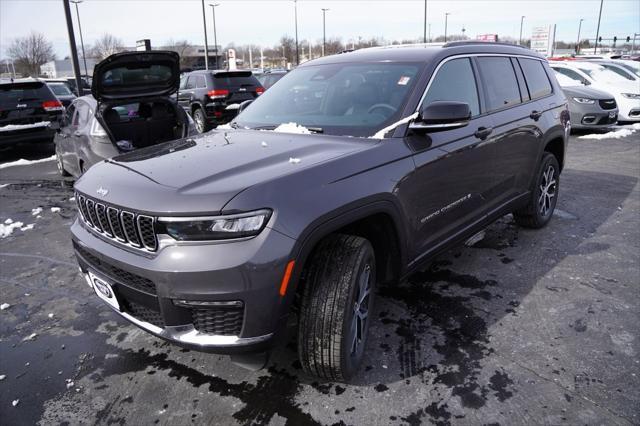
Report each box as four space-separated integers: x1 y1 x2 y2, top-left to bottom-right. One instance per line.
367 103 397 116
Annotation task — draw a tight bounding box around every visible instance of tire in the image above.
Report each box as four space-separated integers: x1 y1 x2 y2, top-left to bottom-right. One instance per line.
192 107 210 133
513 152 560 229
56 151 70 177
298 234 376 381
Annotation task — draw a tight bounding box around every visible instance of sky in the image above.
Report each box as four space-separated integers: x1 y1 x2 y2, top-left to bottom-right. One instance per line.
1 0 639 59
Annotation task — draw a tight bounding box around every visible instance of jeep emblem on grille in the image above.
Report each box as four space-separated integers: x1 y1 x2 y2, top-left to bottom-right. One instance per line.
96 187 109 197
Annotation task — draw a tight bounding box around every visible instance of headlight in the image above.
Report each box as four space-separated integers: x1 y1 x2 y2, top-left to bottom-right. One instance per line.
572 97 595 104
621 93 640 99
158 209 271 241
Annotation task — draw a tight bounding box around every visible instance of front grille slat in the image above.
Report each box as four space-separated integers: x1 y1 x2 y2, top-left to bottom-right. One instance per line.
75 192 157 253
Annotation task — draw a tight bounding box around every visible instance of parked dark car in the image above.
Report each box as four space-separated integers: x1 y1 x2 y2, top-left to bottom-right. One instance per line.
177 70 264 133
54 51 195 178
47 81 76 107
72 42 569 382
43 77 91 96
0 78 64 148
256 69 288 90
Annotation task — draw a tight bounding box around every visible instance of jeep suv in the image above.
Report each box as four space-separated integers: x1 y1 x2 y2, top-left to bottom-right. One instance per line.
71 42 569 381
177 70 264 133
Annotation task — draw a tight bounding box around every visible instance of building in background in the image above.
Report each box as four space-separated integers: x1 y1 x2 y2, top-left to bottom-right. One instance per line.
40 58 98 78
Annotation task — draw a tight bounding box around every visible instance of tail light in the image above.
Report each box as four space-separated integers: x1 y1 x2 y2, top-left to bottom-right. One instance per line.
256 87 265 95
208 89 229 100
42 100 64 112
214 111 223 118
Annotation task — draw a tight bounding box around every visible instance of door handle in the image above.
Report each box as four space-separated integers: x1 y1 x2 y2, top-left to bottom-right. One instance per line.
530 110 543 121
474 126 493 140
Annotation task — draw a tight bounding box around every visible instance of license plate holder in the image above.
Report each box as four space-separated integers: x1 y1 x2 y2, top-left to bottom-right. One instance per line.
89 271 120 311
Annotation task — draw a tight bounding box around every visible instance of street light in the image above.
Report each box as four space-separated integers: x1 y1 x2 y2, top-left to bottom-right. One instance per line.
70 0 88 78
594 0 604 54
519 15 526 45
444 12 450 43
209 4 220 69
321 8 329 56
423 0 427 43
294 0 299 65
576 18 584 53
200 0 209 70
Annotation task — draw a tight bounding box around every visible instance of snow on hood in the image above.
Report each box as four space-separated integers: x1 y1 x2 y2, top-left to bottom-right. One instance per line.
273 122 312 134
0 121 50 132
0 155 56 170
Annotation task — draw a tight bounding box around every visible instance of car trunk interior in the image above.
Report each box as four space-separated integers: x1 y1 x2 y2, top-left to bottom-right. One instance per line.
101 99 186 151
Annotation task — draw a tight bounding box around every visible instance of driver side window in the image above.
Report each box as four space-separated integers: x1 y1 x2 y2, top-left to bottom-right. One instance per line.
423 58 480 116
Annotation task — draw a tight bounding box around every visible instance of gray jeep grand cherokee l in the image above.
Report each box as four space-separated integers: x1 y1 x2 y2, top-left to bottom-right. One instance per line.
72 42 569 381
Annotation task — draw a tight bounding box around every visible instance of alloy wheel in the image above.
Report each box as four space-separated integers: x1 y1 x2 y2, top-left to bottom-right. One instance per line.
350 263 371 356
538 165 556 217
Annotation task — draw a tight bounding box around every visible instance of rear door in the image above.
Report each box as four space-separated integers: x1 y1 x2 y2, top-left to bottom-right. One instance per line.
407 57 496 262
178 75 195 111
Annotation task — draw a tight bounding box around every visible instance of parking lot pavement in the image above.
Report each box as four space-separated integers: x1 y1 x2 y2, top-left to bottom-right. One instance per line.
0 131 639 426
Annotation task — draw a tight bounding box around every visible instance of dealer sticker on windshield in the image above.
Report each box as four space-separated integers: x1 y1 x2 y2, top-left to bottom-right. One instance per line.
397 76 411 85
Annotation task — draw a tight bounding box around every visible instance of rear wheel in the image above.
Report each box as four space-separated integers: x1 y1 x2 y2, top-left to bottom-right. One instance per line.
192 107 210 133
513 152 559 228
56 152 70 177
298 234 376 381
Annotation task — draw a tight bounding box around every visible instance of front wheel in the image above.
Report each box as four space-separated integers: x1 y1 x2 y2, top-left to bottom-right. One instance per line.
298 234 376 382
513 152 560 228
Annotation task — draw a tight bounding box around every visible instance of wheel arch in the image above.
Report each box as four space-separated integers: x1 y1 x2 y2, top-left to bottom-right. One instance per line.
544 136 565 171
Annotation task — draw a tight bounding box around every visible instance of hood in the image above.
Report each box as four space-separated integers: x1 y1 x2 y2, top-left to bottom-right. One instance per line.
74 129 373 214
591 79 640 95
562 85 616 99
91 51 180 101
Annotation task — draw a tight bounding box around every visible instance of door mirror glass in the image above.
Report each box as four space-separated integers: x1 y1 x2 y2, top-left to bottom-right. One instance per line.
410 101 471 132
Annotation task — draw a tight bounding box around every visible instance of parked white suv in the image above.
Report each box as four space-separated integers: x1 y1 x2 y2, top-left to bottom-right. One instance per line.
550 61 640 122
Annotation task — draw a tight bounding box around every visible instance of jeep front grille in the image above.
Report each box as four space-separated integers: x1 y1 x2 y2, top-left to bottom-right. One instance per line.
76 192 157 252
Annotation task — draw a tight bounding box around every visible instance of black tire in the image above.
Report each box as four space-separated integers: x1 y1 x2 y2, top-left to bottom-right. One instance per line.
56 151 70 177
298 234 376 381
192 107 210 133
514 152 560 229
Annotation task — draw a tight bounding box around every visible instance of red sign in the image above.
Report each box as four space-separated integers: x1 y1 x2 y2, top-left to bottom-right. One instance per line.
476 34 498 42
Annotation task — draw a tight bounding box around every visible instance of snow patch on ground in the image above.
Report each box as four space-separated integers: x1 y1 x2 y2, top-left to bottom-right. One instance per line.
273 122 312 134
32 207 43 216
0 121 50 132
0 221 24 238
20 224 35 231
0 155 56 170
51 207 61 213
0 184 9 189
579 125 639 140
1 303 10 310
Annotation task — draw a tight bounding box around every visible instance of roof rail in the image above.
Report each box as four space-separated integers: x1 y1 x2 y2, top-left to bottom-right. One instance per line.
443 40 530 49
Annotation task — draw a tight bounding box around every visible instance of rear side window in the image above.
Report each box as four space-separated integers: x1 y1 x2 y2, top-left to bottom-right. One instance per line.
476 57 521 111
0 82 54 108
519 58 552 99
212 71 260 89
423 58 480 116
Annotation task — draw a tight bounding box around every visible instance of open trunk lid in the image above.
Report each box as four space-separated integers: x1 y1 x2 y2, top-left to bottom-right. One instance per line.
92 51 180 101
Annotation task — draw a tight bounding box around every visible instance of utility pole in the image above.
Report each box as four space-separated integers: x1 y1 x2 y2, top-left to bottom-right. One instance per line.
444 12 450 43
201 0 209 70
428 23 431 42
594 0 604 54
62 0 83 97
70 0 88 77
321 8 329 56
294 0 299 65
519 15 526 45
209 4 220 69
576 18 584 53
423 0 427 43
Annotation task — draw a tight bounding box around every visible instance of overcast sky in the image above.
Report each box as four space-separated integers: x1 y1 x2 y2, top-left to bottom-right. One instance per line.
1 0 638 58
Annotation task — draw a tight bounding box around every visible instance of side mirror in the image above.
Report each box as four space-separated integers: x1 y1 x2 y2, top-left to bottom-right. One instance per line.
409 101 471 132
237 99 253 114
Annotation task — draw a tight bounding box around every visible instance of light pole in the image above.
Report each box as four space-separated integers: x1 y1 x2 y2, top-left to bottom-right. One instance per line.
519 15 526 45
293 0 299 65
62 0 83 97
444 12 450 43
70 0 88 78
428 23 431 42
209 3 219 69
423 0 427 43
200 0 209 69
576 18 584 53
594 0 604 54
321 8 329 56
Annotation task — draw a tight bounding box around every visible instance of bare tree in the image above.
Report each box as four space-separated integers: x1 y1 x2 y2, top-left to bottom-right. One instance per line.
90 33 125 60
164 39 193 67
7 32 55 77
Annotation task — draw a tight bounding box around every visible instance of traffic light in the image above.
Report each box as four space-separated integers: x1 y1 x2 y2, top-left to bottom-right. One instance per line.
627 36 631 42
613 36 617 43
598 36 602 42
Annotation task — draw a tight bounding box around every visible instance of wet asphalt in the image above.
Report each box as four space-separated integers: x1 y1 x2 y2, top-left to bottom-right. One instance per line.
0 130 639 426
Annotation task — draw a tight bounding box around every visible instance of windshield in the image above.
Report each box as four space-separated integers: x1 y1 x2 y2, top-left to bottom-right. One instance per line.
234 62 422 137
49 83 73 96
578 66 629 83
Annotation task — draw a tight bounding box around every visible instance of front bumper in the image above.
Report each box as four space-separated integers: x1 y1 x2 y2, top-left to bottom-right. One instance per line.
569 108 618 129
72 217 296 354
